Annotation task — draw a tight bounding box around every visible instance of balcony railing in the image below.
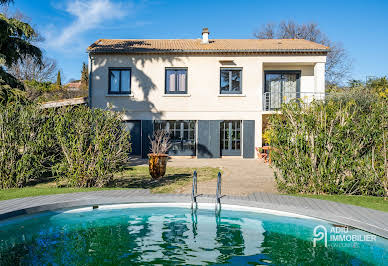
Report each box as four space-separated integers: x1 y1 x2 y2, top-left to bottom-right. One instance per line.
263 91 326 111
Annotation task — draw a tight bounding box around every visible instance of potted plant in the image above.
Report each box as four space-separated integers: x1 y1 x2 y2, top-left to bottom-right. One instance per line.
148 130 172 179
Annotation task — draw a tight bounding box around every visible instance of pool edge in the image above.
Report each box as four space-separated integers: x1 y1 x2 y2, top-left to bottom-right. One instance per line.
0 190 387 239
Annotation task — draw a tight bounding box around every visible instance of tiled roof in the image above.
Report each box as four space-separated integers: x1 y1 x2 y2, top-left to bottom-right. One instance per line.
87 39 329 54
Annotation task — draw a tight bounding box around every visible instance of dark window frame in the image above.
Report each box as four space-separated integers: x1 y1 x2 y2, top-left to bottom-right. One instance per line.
165 67 188 94
264 70 301 110
264 70 301 94
220 67 243 94
154 120 196 156
108 68 131 94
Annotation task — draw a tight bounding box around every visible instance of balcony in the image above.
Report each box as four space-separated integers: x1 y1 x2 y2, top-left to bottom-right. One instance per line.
263 91 326 111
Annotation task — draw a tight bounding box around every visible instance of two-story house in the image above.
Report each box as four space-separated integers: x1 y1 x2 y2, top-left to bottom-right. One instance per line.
87 28 328 159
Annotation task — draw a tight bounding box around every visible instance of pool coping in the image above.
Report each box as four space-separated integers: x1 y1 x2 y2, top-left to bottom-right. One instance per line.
0 189 387 239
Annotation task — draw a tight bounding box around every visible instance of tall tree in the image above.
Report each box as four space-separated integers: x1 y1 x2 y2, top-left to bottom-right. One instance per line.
56 70 61 86
8 54 58 82
0 13 41 68
80 62 88 90
0 1 42 104
254 21 351 87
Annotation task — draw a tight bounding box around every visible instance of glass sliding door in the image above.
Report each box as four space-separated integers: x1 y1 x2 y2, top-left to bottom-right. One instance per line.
264 71 300 110
265 74 282 110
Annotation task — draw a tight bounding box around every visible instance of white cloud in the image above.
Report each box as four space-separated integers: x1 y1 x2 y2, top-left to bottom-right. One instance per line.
45 0 129 50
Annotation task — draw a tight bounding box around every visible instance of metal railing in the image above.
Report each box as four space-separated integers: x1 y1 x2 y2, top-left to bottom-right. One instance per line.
191 171 202 210
263 91 326 111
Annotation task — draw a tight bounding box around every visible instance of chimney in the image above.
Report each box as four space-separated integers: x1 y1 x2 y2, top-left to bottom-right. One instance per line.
201 28 209 44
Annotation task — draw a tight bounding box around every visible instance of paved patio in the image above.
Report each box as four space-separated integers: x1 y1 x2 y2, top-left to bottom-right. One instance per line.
128 157 277 195
1 190 387 239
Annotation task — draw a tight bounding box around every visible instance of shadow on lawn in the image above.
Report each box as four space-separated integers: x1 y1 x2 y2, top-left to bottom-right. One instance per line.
110 171 191 189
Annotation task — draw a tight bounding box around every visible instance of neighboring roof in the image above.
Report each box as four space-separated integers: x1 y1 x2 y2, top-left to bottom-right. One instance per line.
65 80 82 91
66 80 81 87
87 39 329 54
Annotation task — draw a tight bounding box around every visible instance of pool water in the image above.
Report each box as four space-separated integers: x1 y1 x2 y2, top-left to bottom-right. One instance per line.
0 204 387 265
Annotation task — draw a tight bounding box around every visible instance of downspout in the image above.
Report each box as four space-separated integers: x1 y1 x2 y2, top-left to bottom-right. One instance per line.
88 53 93 107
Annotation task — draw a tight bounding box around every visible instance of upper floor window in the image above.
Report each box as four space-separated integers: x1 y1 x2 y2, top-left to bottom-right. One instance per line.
165 68 187 94
264 71 300 110
109 68 131 94
220 68 242 94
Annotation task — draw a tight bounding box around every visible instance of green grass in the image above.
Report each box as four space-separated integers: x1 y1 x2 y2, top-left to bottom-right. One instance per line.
291 194 388 213
0 166 220 201
0 187 125 201
113 166 220 193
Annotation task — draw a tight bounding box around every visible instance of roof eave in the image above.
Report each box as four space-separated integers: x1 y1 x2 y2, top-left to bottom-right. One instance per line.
87 48 329 54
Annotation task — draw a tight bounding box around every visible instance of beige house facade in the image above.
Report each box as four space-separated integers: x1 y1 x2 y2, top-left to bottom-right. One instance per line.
88 29 328 158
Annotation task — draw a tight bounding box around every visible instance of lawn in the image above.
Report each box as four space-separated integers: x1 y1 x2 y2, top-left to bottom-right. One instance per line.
1 166 387 214
113 166 220 193
292 194 388 213
0 166 220 201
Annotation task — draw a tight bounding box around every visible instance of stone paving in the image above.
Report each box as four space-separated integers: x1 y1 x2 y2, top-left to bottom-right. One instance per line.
0 190 387 239
128 157 277 195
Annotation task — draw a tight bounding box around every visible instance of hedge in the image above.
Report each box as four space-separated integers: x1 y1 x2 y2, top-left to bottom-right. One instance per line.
0 104 130 188
269 91 388 197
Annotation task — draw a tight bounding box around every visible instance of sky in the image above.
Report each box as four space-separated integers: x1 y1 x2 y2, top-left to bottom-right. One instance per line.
7 0 388 83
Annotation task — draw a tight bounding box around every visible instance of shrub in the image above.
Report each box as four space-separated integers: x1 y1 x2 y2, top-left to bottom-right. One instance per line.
0 103 131 189
53 106 131 187
0 103 58 188
149 129 172 154
269 91 388 196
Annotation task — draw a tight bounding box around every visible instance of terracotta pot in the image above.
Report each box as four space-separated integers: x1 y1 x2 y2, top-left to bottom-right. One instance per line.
148 153 168 179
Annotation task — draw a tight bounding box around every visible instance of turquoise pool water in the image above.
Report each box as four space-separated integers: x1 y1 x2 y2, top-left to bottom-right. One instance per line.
0 204 387 265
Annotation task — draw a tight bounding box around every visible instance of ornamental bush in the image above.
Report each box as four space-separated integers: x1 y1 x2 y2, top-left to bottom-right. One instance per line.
0 104 131 188
53 106 131 187
269 91 388 196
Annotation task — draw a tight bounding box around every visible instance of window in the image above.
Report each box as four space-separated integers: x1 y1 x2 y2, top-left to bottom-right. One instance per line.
264 71 300 110
165 68 187 94
154 120 196 156
108 68 131 94
220 68 242 94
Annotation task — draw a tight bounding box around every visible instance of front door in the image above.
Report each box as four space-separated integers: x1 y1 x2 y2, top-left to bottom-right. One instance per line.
220 120 241 156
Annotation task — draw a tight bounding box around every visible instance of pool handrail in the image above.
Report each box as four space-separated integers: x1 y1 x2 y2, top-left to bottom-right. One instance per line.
215 172 222 213
191 171 202 209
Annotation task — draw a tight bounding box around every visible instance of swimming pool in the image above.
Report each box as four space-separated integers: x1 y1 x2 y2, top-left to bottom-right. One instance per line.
0 203 387 265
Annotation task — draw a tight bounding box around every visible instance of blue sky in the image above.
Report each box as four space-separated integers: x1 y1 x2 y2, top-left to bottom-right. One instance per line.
9 0 388 83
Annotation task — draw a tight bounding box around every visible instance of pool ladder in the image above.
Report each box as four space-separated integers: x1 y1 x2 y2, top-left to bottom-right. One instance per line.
191 171 223 213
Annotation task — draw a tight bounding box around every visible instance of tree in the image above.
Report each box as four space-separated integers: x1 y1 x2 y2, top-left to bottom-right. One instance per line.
56 70 61 86
0 0 13 4
254 21 351 87
0 2 42 104
80 62 88 90
8 54 58 82
0 13 41 68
